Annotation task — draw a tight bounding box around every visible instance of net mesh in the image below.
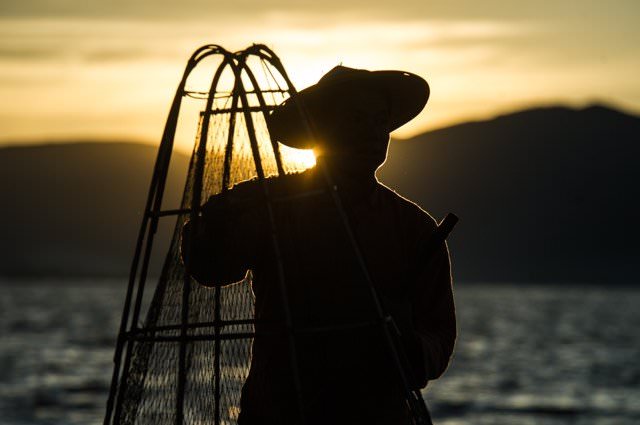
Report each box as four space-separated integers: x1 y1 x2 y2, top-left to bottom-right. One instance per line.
115 52 314 424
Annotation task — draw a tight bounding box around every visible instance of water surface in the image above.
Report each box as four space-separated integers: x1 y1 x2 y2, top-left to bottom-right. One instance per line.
1 281 638 424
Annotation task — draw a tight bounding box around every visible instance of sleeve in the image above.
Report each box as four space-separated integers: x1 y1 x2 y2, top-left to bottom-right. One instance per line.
181 191 264 287
409 231 457 386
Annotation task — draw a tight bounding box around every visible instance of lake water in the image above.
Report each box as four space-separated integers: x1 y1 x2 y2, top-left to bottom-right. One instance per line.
1 281 639 425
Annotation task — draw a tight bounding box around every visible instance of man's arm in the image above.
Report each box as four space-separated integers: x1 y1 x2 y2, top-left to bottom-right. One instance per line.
410 240 457 386
181 192 262 286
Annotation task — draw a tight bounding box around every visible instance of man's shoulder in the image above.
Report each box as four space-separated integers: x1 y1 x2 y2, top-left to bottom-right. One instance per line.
229 169 318 198
376 183 438 230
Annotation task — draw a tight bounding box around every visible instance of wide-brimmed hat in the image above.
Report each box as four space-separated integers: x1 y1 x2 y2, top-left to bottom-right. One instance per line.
266 65 429 149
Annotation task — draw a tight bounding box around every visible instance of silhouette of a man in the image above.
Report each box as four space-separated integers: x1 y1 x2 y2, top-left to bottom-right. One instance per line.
182 66 456 425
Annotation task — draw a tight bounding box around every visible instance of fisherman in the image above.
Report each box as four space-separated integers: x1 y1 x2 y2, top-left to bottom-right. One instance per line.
182 66 456 425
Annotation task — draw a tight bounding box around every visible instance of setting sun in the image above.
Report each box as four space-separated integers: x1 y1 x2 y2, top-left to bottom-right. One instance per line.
280 144 317 171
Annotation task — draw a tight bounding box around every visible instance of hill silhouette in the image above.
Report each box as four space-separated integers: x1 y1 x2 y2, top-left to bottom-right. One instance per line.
379 104 640 283
0 142 189 278
1 104 638 282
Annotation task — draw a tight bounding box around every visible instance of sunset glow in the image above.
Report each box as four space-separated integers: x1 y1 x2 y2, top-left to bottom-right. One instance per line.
280 145 317 171
1 2 639 148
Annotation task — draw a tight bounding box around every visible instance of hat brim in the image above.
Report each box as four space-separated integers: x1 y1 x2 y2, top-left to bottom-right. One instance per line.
267 70 430 149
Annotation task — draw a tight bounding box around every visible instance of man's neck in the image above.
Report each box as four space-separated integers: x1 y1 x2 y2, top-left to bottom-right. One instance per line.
316 156 379 193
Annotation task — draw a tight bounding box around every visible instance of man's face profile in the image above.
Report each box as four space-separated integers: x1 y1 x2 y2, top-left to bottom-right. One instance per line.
313 87 391 173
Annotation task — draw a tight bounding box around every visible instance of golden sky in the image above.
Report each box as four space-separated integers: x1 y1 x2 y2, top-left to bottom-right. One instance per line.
1 1 639 147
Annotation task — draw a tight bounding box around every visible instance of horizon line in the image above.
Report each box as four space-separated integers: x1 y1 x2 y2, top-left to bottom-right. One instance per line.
1 100 637 151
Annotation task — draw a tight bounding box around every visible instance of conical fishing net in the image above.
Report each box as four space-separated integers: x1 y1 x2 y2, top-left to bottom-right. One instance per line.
107 46 315 425
106 45 437 425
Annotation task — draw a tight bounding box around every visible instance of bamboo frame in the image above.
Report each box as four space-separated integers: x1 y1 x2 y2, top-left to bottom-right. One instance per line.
104 44 306 425
104 43 455 425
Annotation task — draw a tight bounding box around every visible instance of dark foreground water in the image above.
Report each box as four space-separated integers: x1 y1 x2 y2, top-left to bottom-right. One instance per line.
1 280 639 425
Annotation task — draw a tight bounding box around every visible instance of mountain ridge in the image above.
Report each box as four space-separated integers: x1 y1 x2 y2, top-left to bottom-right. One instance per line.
1 104 638 283
379 103 639 283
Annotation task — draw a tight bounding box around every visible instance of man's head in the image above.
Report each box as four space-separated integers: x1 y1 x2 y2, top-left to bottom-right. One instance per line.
267 66 429 175
310 85 391 174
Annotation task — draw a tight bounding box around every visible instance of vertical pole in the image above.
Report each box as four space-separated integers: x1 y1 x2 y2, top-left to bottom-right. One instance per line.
214 82 240 425
176 89 203 425
239 62 286 177
262 48 432 424
176 279 191 424
221 91 240 192
317 161 430 424
103 154 158 425
231 58 307 425
177 48 234 425
107 53 195 423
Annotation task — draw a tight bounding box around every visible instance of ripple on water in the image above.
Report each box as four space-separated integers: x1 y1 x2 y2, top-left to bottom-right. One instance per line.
1 281 640 425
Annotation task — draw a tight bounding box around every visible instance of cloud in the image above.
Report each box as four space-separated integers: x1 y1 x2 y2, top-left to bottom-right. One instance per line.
0 11 638 144
0 19 183 63
3 0 639 22
0 16 532 66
